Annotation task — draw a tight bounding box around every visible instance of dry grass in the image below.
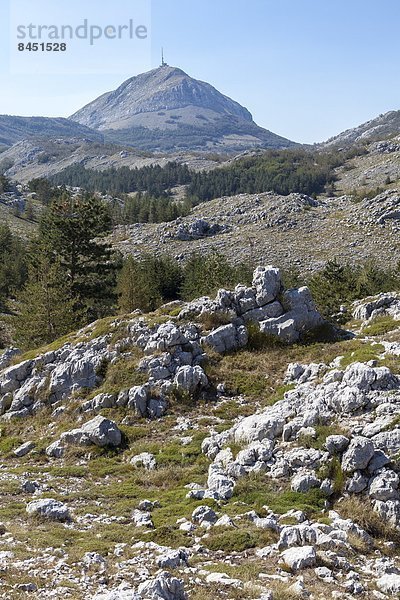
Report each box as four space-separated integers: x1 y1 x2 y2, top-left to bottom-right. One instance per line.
337 496 400 545
198 311 232 330
204 337 369 407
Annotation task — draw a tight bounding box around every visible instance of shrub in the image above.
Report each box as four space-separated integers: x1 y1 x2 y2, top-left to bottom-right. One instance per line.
318 456 345 494
180 252 252 301
308 259 400 322
204 528 258 552
198 311 232 330
246 321 285 351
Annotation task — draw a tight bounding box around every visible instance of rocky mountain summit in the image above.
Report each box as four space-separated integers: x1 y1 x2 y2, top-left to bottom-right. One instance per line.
1 267 400 598
69 65 295 151
322 110 400 148
71 66 253 130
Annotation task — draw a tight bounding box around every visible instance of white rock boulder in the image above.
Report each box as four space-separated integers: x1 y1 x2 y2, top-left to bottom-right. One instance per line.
26 498 70 522
281 545 317 571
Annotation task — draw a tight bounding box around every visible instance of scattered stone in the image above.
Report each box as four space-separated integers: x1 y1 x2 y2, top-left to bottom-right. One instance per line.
192 505 217 526
281 546 317 571
341 436 375 472
157 549 188 569
16 583 38 593
138 499 160 511
137 571 187 600
131 509 154 528
201 323 248 354
13 441 35 457
376 573 400 594
45 439 65 458
173 365 208 393
79 415 122 447
131 452 156 470
205 572 242 587
325 435 350 455
291 471 320 493
26 498 70 522
22 480 40 494
92 582 141 600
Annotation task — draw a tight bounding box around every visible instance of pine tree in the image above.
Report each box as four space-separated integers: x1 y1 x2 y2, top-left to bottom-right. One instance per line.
0 224 27 307
151 255 183 302
180 253 251 301
27 178 58 205
0 175 10 194
0 320 11 349
23 199 35 221
15 255 77 349
39 194 119 320
117 256 161 313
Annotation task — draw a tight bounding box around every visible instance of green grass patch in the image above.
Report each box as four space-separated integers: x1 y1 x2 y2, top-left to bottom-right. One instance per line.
45 465 87 478
76 316 121 343
298 424 349 451
379 354 400 374
203 524 277 553
230 473 326 515
0 501 25 519
362 316 399 336
198 311 232 331
121 425 149 443
318 456 345 495
136 525 190 548
246 322 286 351
204 528 258 552
225 371 268 398
92 351 147 396
267 383 296 405
213 399 254 420
88 456 133 478
12 333 77 363
340 341 385 367
0 436 22 455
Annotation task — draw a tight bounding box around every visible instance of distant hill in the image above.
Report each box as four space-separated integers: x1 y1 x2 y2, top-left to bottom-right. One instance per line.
322 110 400 148
69 65 296 152
0 116 103 147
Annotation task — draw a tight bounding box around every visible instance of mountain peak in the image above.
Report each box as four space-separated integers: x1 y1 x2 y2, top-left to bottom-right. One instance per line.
69 65 295 152
71 64 253 128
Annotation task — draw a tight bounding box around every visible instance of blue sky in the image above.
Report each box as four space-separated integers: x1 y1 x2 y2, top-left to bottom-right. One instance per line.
1 0 399 143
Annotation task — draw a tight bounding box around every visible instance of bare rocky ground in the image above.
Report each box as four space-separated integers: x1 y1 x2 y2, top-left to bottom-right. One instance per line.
0 138 221 184
109 136 400 273
2 132 400 272
112 187 400 273
0 132 400 599
335 137 400 195
1 268 400 599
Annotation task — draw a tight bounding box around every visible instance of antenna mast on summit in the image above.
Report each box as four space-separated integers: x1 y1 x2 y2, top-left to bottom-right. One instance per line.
161 47 167 67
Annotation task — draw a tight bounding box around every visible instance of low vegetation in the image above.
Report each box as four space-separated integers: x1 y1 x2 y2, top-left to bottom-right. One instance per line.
308 259 400 322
